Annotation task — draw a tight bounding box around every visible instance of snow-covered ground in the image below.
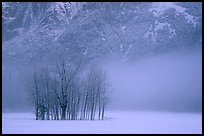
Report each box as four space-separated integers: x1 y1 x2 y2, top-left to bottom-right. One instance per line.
2 111 202 134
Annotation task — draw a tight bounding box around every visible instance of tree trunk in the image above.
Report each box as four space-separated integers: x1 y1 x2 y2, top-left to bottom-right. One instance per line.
102 104 105 120
61 107 66 120
35 108 38 120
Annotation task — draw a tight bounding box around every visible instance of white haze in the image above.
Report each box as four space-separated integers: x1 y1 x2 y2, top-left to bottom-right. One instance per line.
104 49 202 112
2 49 202 113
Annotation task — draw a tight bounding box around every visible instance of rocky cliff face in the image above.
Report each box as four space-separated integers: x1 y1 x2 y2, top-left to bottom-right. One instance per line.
2 2 202 66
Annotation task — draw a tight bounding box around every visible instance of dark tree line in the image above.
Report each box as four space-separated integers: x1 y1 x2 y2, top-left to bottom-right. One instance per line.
29 60 108 120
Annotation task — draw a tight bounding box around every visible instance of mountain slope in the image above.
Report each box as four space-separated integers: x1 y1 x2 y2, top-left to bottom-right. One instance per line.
2 2 202 66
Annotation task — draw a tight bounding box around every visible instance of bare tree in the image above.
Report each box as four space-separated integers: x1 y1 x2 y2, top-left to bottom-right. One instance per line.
29 59 108 121
52 58 81 120
80 66 108 120
31 71 40 120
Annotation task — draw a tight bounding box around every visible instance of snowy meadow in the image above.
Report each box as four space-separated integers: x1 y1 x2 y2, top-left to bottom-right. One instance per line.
2 111 202 134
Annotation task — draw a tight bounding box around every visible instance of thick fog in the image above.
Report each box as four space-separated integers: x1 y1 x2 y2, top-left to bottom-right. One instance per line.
2 48 202 113
105 49 202 112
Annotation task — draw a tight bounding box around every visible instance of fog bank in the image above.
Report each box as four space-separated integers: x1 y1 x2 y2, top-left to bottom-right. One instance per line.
105 49 202 112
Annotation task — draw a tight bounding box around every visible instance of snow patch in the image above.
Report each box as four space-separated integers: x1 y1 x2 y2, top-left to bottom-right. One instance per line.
124 44 133 58
183 13 198 27
144 24 156 43
154 22 176 38
150 2 186 17
150 2 198 27
144 21 176 42
121 25 126 32
3 17 16 23
83 49 88 55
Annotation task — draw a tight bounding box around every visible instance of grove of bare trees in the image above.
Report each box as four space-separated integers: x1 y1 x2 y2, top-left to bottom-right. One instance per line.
29 59 108 120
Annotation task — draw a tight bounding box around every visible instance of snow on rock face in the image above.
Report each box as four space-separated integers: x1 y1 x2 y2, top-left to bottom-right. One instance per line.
155 21 176 38
150 2 198 27
144 21 176 42
2 2 201 66
144 24 156 43
150 2 186 17
47 2 85 22
183 13 198 27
